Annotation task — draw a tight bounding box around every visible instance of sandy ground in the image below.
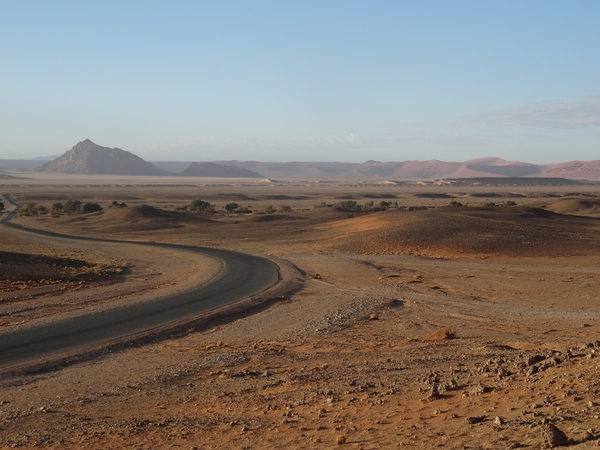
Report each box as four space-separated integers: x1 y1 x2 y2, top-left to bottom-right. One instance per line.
2 176 600 449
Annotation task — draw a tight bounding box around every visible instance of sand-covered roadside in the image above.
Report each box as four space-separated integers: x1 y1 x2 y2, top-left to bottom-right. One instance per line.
2 251 600 448
0 224 222 331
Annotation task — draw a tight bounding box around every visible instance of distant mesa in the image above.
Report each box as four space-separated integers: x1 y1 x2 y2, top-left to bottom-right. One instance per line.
23 141 600 180
37 139 169 176
178 162 263 178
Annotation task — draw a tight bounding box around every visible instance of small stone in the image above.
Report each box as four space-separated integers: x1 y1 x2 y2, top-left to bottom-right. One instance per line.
336 435 347 445
493 416 505 426
470 384 492 396
525 365 538 377
465 416 485 424
541 423 569 447
427 384 441 401
369 314 379 321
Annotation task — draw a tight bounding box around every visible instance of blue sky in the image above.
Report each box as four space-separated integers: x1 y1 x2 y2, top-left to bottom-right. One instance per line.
1 1 599 162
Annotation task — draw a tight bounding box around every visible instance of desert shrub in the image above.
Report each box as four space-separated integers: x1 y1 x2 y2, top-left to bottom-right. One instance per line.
108 200 127 208
93 264 104 275
0 201 4 211
443 327 457 339
313 202 327 209
188 199 213 212
33 205 48 214
51 202 63 212
449 200 462 207
279 204 292 212
19 202 48 215
333 200 362 211
485 202 496 207
225 202 240 212
264 205 276 214
82 202 102 213
63 200 82 213
504 200 517 206
379 201 392 209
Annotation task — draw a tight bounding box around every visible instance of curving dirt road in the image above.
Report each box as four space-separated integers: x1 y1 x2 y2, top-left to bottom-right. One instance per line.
0 194 280 368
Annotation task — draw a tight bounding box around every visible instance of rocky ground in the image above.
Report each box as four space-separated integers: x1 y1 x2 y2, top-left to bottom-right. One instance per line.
2 185 600 449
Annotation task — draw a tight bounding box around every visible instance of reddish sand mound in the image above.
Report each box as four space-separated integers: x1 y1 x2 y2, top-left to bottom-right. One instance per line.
423 330 455 340
245 214 308 223
49 205 215 233
543 197 600 217
331 206 600 257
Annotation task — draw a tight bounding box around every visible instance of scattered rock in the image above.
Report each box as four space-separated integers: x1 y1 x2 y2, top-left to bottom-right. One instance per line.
427 384 441 401
465 416 485 424
542 423 570 448
470 384 492 396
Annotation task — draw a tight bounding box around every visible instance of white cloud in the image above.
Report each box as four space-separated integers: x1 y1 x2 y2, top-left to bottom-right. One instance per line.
468 95 600 128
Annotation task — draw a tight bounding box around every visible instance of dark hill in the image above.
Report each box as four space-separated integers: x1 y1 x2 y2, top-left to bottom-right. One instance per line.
332 206 600 258
178 162 263 178
37 139 170 176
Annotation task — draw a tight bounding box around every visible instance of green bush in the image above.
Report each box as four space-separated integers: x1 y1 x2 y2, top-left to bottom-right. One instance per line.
64 200 82 213
225 202 240 212
19 202 49 215
82 202 102 213
333 200 362 211
188 199 213 212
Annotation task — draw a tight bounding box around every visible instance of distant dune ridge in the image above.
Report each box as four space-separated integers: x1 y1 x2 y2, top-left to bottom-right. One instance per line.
23 139 600 179
205 159 600 180
178 162 263 178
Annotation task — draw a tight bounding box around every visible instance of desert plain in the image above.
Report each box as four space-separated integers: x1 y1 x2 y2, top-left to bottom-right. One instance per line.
2 174 600 448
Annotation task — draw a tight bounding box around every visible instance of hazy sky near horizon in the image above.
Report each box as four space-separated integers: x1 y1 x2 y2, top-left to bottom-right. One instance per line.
1 1 599 163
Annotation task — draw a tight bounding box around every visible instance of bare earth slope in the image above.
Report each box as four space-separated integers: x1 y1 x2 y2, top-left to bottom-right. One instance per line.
331 206 600 257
